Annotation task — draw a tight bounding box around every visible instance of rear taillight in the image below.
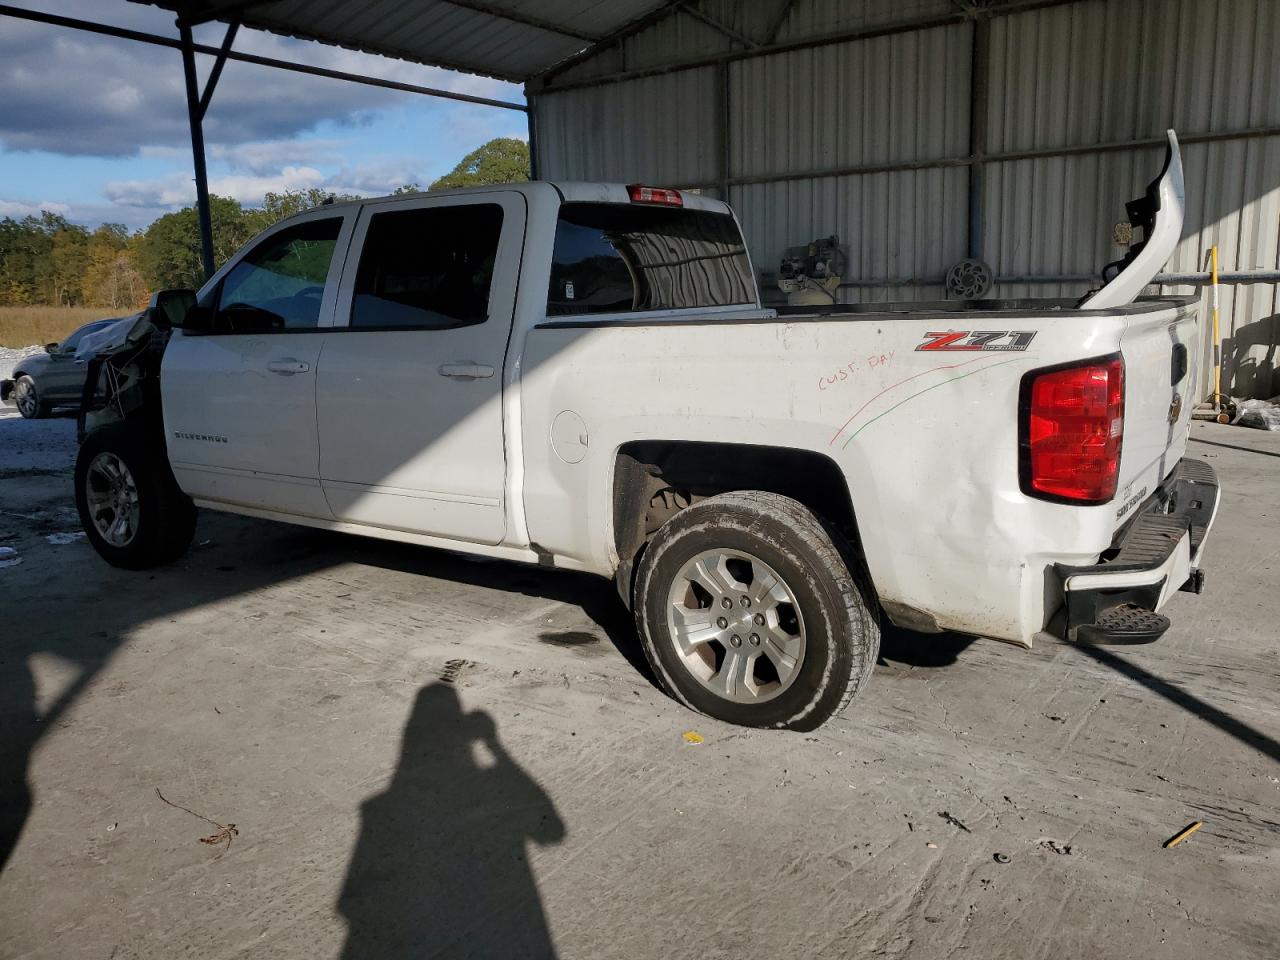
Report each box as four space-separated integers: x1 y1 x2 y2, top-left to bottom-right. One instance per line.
1020 356 1124 504
626 184 683 206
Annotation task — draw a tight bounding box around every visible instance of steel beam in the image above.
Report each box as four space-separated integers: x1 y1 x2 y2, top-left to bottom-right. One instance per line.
525 87 541 180
178 21 216 281
764 0 797 44
175 0 269 26
966 14 990 260
536 0 691 85
436 0 600 42
683 6 758 49
536 0 1088 92
197 19 240 120
0 4 529 105
718 60 731 198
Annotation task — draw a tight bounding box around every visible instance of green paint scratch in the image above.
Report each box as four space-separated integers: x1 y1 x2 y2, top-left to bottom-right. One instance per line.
841 357 1023 449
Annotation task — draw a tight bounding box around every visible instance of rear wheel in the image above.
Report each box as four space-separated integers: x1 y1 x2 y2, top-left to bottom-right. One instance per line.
13 375 47 419
634 490 879 731
75 425 196 569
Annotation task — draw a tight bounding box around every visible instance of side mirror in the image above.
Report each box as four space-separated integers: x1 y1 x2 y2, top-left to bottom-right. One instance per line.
149 288 198 330
44 341 60 354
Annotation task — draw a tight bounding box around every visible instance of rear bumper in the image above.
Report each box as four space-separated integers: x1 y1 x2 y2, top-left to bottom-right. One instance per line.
0 379 13 402
1055 458 1219 642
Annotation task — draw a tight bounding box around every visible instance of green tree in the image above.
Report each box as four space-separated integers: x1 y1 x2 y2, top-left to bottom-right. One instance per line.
429 138 530 191
0 211 75 305
245 188 362 235
83 224 145 309
50 223 90 305
137 196 258 291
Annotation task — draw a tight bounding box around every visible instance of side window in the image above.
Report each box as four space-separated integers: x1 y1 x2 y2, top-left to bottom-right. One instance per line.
547 203 755 316
350 204 503 330
61 322 106 351
213 218 341 333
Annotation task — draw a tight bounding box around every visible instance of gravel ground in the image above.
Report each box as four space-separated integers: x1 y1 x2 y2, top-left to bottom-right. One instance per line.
0 344 42 380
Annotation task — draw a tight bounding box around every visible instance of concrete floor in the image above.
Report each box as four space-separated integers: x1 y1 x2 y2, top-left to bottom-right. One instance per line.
1 418 1277 960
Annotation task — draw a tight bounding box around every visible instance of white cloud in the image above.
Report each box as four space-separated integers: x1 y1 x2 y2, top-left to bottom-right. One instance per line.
325 159 427 194
0 198 70 218
208 138 348 175
105 165 328 207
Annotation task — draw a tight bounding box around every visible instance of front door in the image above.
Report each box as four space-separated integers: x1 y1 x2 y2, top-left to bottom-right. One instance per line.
315 192 525 544
162 211 353 517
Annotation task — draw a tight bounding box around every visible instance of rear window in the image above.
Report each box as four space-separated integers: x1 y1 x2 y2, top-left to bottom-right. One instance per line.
546 203 754 315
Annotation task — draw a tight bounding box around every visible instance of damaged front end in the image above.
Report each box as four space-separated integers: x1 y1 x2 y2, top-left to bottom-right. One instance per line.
75 289 194 443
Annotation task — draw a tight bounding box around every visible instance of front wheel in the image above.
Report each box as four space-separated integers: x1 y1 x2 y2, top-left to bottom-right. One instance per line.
13 375 47 419
634 491 879 731
75 425 196 569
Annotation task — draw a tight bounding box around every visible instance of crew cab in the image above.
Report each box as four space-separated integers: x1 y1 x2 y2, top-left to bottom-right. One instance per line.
74 131 1218 730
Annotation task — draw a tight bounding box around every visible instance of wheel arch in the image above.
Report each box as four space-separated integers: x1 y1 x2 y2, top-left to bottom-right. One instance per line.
611 440 865 607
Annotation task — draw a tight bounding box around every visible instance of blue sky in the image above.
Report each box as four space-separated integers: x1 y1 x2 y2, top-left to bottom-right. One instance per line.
0 0 529 230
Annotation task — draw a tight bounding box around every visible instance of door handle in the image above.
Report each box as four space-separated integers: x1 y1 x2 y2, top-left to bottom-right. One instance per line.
267 358 310 375
438 362 495 379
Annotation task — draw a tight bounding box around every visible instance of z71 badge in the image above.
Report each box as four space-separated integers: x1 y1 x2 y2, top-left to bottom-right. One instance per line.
916 330 1037 352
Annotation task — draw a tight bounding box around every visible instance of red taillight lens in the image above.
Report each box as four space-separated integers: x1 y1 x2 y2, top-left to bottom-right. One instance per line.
1023 356 1124 503
626 184 683 206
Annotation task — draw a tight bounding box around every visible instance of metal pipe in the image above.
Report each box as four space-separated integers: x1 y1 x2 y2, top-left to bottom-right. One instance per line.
997 271 1280 284
674 124 1280 191
820 269 1280 290
178 22 215 281
1210 246 1223 411
0 4 529 110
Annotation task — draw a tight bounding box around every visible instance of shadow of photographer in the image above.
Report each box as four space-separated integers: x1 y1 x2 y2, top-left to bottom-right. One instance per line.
338 682 566 959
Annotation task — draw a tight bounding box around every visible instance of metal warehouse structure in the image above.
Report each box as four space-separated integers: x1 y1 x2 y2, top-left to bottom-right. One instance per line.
527 0 1280 402
4 0 1278 399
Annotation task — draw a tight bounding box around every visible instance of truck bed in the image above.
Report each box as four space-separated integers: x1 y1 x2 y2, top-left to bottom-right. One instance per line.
520 294 1201 646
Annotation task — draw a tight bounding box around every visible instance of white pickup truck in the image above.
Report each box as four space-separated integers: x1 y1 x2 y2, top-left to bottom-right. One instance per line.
73 132 1218 730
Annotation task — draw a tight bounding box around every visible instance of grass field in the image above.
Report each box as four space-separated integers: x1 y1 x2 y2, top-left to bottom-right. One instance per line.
0 306 110 348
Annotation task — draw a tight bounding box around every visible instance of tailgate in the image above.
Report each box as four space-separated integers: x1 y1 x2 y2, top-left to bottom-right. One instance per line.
1113 299 1200 521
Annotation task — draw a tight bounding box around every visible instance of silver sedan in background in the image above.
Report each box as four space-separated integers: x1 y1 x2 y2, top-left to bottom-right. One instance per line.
1 318 124 418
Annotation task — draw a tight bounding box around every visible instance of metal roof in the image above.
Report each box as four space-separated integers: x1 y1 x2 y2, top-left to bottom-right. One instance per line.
132 1 678 83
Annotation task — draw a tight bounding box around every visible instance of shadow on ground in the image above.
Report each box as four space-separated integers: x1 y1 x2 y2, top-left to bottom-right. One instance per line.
0 508 637 874
338 682 565 959
878 622 975 668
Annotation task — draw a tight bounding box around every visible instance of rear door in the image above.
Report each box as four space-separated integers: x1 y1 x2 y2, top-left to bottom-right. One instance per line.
315 192 525 544
162 211 354 517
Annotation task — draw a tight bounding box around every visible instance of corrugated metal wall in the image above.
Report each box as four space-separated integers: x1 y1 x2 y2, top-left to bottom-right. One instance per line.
532 0 1280 399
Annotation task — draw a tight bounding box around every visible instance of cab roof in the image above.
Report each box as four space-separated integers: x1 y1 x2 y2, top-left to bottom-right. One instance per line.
280 181 733 222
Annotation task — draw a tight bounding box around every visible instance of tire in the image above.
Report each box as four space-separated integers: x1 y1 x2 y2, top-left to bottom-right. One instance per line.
634 491 880 731
75 424 196 570
13 375 47 419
